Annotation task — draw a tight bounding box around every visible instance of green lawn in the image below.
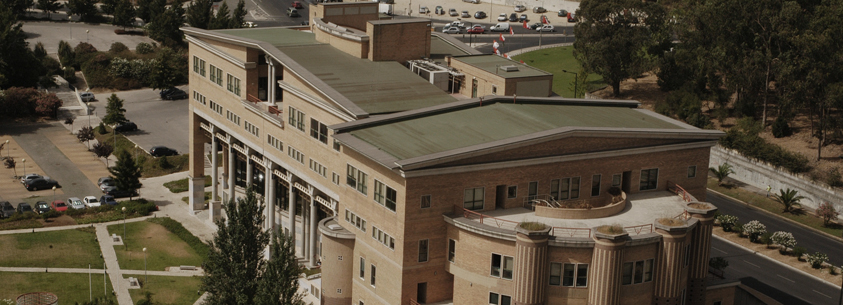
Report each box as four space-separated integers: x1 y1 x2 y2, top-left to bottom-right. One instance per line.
128 275 203 305
0 272 114 304
708 178 843 237
0 227 104 268
107 221 205 271
164 176 212 193
511 46 605 97
93 126 189 178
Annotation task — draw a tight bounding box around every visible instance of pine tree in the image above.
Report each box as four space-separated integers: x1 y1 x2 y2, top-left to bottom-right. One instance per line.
100 0 118 15
103 93 128 125
36 0 63 18
209 1 230 30
108 149 141 199
186 0 213 29
112 0 136 30
147 4 185 48
230 0 246 29
256 232 305 305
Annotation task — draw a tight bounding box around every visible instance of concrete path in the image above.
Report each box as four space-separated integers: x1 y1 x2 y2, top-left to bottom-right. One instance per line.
0 216 151 235
143 171 218 242
95 224 134 305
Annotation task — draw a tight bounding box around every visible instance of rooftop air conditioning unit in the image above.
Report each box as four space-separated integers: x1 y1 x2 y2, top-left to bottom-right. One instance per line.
501 65 519 72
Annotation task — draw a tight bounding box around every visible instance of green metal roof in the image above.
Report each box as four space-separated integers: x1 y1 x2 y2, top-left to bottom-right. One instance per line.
348 102 685 160
430 35 470 59
454 55 551 78
277 44 457 114
214 28 321 47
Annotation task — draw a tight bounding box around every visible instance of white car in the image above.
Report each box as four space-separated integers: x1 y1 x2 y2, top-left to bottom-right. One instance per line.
514 5 526 12
497 13 507 21
449 8 458 16
67 197 86 210
442 25 461 34
83 196 101 208
536 25 555 32
243 21 257 28
419 6 429 14
80 92 95 102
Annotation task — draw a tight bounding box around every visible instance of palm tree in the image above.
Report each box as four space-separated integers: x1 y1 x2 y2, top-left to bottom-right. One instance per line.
773 188 805 213
709 163 735 186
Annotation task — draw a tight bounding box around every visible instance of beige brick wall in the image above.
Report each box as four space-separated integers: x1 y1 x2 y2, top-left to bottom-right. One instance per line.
314 2 380 31
705 285 735 305
321 235 355 304
313 27 369 58
447 57 553 97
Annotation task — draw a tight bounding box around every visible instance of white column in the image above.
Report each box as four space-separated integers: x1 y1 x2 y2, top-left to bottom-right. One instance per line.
227 143 236 203
309 196 318 266
245 149 253 189
303 196 309 260
264 159 275 231
288 177 297 257
210 127 218 202
266 55 275 104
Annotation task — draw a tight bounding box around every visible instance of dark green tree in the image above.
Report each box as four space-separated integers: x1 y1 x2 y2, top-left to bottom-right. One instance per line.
256 232 305 305
230 0 246 29
103 93 128 125
112 0 135 29
136 0 152 23
186 0 213 29
0 3 42 89
573 0 668 96
148 47 179 90
108 149 142 199
67 0 100 21
33 42 47 58
36 0 63 18
100 0 118 15
4 0 33 16
147 3 185 47
208 1 230 30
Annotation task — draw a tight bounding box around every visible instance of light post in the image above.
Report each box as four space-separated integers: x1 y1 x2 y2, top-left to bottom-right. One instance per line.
562 69 578 98
143 247 148 288
134 144 138 160
69 16 72 39
122 207 127 250
4 140 9 159
86 103 91 126
21 158 25 178
86 29 89 43
52 186 56 203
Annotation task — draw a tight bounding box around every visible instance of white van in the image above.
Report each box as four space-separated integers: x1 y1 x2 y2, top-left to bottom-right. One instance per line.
489 22 510 32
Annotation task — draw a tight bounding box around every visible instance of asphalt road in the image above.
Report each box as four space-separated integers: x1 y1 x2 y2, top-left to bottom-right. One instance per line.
708 190 843 266
712 236 840 305
450 33 574 54
225 0 309 27
90 87 190 155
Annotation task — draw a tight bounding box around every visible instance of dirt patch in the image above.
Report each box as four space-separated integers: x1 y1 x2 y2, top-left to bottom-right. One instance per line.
591 73 669 113
688 202 712 210
40 215 77 227
713 227 842 286
657 217 687 227
141 222 192 258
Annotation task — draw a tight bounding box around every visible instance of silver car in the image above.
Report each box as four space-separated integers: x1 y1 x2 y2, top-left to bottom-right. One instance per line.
80 92 95 102
67 197 86 210
20 173 42 184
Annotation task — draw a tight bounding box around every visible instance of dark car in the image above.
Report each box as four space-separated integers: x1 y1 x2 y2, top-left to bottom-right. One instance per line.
25 177 58 191
150 146 178 157
103 186 137 199
159 87 177 98
558 9 568 17
1 202 15 218
114 122 138 133
529 22 543 30
16 203 33 214
287 7 300 17
162 88 188 100
97 176 114 187
509 13 518 22
34 201 50 214
100 195 118 206
519 14 528 22
474 11 486 19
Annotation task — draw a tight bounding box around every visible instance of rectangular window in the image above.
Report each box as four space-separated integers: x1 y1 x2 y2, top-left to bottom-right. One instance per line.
559 178 570 200
226 74 241 95
267 134 283 152
503 256 514 280
421 195 431 209
332 172 340 185
359 257 365 279
562 263 575 286
490 254 513 279
418 239 429 262
622 262 633 285
244 121 259 137
193 56 205 76
309 118 329 144
623 260 654 285
612 174 622 187
688 166 697 178
463 187 484 210
374 181 398 211
210 65 222 86
644 259 654 282
560 263 588 287
370 265 376 287
634 260 644 284
333 139 341 151
370 227 394 250
287 146 304 164
571 177 580 199
226 110 240 125
549 262 562 285
209 100 223 115
507 186 517 198
489 293 512 305
193 91 206 105
345 210 366 232
448 239 455 262
288 107 305 131
576 264 588 287
346 164 368 195
528 181 538 199
309 159 327 177
591 175 601 197
193 56 199 73
550 179 559 199
640 168 659 191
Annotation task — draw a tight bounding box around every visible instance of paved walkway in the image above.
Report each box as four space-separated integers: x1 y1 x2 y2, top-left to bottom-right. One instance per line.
95 224 134 305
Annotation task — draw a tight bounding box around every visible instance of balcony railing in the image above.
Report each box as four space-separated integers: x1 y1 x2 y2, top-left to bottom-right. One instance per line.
241 95 284 129
667 181 696 202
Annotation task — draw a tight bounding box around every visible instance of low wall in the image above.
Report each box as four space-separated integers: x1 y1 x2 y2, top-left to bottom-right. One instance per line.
709 145 843 210
535 193 626 219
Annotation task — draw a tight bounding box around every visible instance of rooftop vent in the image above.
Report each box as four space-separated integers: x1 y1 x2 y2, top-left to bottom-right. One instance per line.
328 223 343 230
501 65 519 72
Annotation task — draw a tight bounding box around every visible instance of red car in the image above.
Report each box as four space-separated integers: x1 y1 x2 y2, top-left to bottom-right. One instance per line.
291 1 303 9
467 25 485 34
51 200 68 212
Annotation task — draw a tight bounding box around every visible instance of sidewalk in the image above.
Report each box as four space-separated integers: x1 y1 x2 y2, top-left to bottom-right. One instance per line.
95 224 133 305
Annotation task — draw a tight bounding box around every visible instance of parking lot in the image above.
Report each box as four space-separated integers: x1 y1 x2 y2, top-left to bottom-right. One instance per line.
393 0 580 29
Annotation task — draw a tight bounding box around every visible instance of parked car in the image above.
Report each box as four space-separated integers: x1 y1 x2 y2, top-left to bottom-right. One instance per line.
291 1 303 8
450 21 466 28
20 173 42 184
461 11 470 18
441 25 462 34
462 0 479 3
159 87 178 98
243 21 257 28
419 6 429 14
529 22 543 30
474 11 486 19
34 201 50 214
490 22 510 32
467 25 485 33
103 186 137 199
16 202 33 213
435 6 444 14
449 8 458 16
536 24 555 32
25 177 58 191
514 5 526 12
287 8 300 17
497 13 507 21
567 12 577 22
80 92 96 102
162 88 188 100
100 195 118 206
100 180 116 192
51 200 68 212
114 122 138 133
67 197 85 210
149 146 178 157
97 176 113 187
532 6 546 13
1 202 14 218
509 13 518 22
558 9 568 17
519 14 528 22
83 196 101 208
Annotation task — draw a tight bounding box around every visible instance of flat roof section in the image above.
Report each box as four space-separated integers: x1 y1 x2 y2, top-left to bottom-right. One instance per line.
430 35 471 59
348 102 686 160
277 44 457 114
214 28 321 47
454 54 551 78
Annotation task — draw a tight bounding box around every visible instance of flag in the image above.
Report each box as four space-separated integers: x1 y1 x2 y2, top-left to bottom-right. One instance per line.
499 33 505 42
509 27 514 35
493 40 500 49
541 15 549 24
523 21 529 29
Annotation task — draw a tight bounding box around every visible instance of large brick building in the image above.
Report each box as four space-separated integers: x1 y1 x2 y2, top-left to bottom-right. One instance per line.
183 2 729 304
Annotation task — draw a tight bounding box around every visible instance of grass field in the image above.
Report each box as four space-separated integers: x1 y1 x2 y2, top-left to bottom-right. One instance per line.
164 176 212 193
128 275 203 305
511 46 605 97
0 227 104 268
107 221 205 271
0 272 114 304
92 127 189 178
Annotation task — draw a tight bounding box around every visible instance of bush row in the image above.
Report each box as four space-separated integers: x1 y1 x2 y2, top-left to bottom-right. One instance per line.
719 118 810 173
716 214 832 269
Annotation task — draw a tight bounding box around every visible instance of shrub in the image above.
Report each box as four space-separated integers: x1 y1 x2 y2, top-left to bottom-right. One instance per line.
92 142 114 159
793 246 807 260
827 168 843 188
136 42 154 54
607 186 622 196
34 92 62 118
733 222 744 236
41 210 62 220
817 202 840 226
807 252 828 269
771 116 792 138
709 257 729 271
743 220 767 242
770 231 796 252
158 156 172 169
716 214 738 232
97 122 107 134
830 265 839 275
719 118 810 173
63 66 77 83
109 42 129 54
759 232 773 247
65 117 74 125
519 221 547 231
38 75 56 88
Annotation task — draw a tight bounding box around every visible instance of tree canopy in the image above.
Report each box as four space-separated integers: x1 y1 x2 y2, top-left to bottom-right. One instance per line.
103 93 128 125
108 149 142 199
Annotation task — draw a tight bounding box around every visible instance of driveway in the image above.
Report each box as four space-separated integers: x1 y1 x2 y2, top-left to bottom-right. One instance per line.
22 21 156 54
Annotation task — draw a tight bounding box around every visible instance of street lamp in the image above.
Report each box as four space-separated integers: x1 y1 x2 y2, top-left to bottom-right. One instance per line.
69 16 72 39
86 29 89 43
122 207 127 250
21 158 25 178
143 247 148 288
4 140 9 159
562 69 579 98
86 103 91 126
52 186 57 203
